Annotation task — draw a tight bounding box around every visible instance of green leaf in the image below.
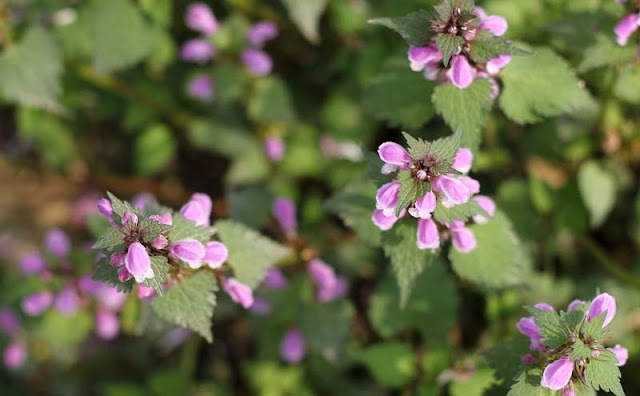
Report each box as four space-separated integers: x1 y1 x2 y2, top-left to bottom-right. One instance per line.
381 221 438 306
449 211 529 290
395 171 430 216
579 33 636 72
86 0 160 73
432 199 485 224
93 258 134 293
484 337 530 383
577 161 616 228
369 262 458 343
432 78 494 150
143 256 168 295
229 186 274 230
428 132 461 172
581 312 607 342
106 191 139 218
281 0 329 44
168 215 216 244
0 27 62 110
570 338 592 361
17 109 77 170
402 131 431 160
369 10 432 46
584 350 625 396
248 77 296 124
212 64 249 104
364 56 435 128
216 220 291 288
326 179 381 247
499 47 592 124
468 30 530 63
358 342 415 387
151 271 217 342
525 308 569 349
297 299 354 362
436 34 464 67
93 227 125 250
614 65 640 104
139 220 172 244
134 124 176 175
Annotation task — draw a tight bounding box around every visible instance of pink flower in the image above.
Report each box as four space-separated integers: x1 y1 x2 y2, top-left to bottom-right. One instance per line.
409 191 436 219
273 197 297 235
478 15 508 36
138 285 157 301
0 309 20 335
180 201 207 226
45 228 71 258
614 14 639 46
452 148 473 173
109 251 126 267
95 309 120 340
54 286 81 316
378 142 412 166
280 328 306 363
541 357 573 391
521 353 537 364
19 252 46 275
376 181 401 215
417 218 440 250
316 276 348 303
151 236 168 250
248 297 273 315
451 228 476 253
203 241 228 269
486 55 511 75
241 49 273 76
534 302 555 312
407 45 442 72
125 242 154 283
3 342 26 370
181 39 215 63
21 291 54 316
587 292 616 327
122 211 138 226
517 316 542 349
97 198 113 218
308 259 337 290
190 193 212 222
263 267 289 289
472 196 496 224
449 55 475 89
118 267 132 282
372 209 401 231
170 239 206 268
567 299 586 311
247 21 279 47
608 344 628 366
223 278 254 308
433 175 470 207
264 135 285 162
185 3 218 36
186 74 214 101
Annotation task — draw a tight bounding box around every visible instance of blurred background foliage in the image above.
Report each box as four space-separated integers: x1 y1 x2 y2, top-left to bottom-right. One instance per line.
1 0 640 394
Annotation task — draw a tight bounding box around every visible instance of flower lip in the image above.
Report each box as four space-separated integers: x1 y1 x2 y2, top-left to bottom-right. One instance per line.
541 357 573 391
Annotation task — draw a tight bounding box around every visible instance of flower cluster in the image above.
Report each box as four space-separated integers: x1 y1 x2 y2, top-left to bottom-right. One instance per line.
517 293 628 395
408 6 511 94
371 136 496 253
614 0 640 49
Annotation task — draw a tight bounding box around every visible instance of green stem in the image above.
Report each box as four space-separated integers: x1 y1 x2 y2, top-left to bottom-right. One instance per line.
579 236 640 290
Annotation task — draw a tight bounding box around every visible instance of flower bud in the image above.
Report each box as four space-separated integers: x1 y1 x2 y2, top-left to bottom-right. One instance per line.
372 209 400 231
308 259 337 290
478 15 508 36
187 74 214 102
181 39 215 63
263 267 289 289
472 196 496 224
449 55 475 89
4 342 26 370
223 278 254 308
567 299 586 311
19 252 47 275
190 193 212 221
118 266 132 282
614 14 639 46
204 241 228 268
378 142 412 166
317 276 348 303
563 387 575 396
138 285 157 301
95 309 120 340
170 239 206 268
376 182 401 216
54 286 81 316
241 49 272 76
21 292 53 316
122 211 138 226
452 148 473 173
125 242 154 283
409 191 437 219
264 135 285 162
185 2 218 36
516 316 542 347
521 354 537 364
132 193 155 210
248 297 273 315
451 228 477 253
417 218 440 250
109 251 126 267
97 198 113 218
151 236 168 250
541 357 573 391
247 21 279 47
534 302 555 312
273 197 297 235
587 292 616 328
407 45 442 72
45 229 71 258
608 344 628 367
280 328 306 364
179 201 206 226
0 309 20 335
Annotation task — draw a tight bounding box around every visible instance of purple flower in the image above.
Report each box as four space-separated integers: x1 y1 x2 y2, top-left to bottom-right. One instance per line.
45 228 71 258
109 251 126 267
517 316 542 349
241 48 273 76
534 302 555 312
131 193 156 210
181 39 215 63
608 344 628 366
204 241 228 268
247 21 279 47
264 135 285 162
417 218 440 250
567 299 586 311
180 201 205 226
587 292 616 327
308 259 337 291
151 236 168 250
125 242 154 283
96 286 127 311
486 54 511 75
541 357 573 391
190 193 213 225
563 387 575 396
4 342 26 370
118 267 132 282
263 267 289 289
138 285 157 301
521 353 537 364
459 176 480 194
433 175 471 207
280 328 306 363
77 273 101 295
409 191 437 219
408 45 442 72
317 276 348 303
187 74 214 101
273 197 297 235
122 211 138 226
223 278 254 308
54 286 81 316
185 2 218 36
170 239 206 269
452 148 473 173
248 297 273 315
0 309 20 335
21 292 53 316
472 196 496 224
479 15 508 36
19 252 47 275
97 198 113 218
451 227 477 253
376 181 401 216
95 309 119 340
449 55 475 89
615 14 639 46
372 209 401 231
378 142 412 166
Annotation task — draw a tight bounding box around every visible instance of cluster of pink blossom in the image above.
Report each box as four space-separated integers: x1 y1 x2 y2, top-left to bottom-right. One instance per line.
248 197 348 364
517 293 628 395
371 142 496 253
614 0 640 50
408 7 511 96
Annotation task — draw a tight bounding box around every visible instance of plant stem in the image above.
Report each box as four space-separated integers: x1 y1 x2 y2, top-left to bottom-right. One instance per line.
579 236 640 290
